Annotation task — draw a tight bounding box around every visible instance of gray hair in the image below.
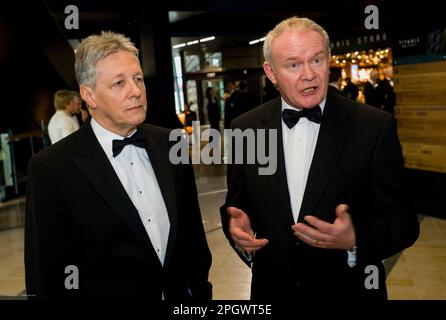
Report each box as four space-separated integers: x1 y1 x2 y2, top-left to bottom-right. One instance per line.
75 31 139 88
263 16 330 66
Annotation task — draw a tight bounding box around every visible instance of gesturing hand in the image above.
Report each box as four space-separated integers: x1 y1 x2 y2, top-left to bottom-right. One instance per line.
291 204 356 250
227 206 269 253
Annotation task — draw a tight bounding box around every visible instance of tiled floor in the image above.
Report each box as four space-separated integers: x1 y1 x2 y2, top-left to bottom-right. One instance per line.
386 215 446 300
0 227 25 296
1 163 446 300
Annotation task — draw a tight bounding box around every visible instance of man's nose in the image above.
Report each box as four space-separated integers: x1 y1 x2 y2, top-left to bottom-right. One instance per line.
129 80 142 97
301 63 316 80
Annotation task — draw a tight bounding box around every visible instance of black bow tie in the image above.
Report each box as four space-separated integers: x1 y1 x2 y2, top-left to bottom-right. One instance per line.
112 127 147 157
282 106 322 129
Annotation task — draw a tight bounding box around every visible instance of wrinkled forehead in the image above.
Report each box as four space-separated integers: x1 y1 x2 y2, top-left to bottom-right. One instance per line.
279 28 326 46
273 29 328 58
95 51 142 77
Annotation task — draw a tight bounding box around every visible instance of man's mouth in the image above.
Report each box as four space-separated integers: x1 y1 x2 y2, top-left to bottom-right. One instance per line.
301 86 317 94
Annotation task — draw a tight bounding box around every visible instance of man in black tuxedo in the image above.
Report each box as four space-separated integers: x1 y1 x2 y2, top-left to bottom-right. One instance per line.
364 69 380 108
221 17 419 300
376 77 396 114
328 67 345 96
25 32 212 300
342 77 359 101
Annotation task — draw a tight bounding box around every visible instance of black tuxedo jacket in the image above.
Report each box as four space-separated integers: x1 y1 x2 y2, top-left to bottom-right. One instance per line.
221 87 419 299
25 122 212 300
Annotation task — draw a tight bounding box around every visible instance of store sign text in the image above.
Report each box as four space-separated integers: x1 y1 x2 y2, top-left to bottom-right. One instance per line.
330 32 388 50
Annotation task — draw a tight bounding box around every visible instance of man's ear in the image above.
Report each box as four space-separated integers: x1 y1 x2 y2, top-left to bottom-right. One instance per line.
263 61 277 86
80 85 97 110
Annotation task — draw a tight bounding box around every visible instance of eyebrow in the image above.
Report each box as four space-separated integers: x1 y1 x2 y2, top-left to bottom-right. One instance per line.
312 50 326 58
110 73 124 81
285 57 300 62
110 71 143 81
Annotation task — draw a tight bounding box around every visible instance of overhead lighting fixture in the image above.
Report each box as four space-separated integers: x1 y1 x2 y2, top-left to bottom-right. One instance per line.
249 36 266 45
186 40 199 46
173 43 186 49
200 36 215 43
172 36 215 49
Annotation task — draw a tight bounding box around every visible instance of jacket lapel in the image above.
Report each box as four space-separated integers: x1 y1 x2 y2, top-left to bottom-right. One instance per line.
72 123 160 261
143 124 178 267
298 89 352 220
261 99 295 228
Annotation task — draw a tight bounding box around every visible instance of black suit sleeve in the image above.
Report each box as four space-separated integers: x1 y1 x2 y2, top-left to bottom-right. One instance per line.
353 115 419 262
25 156 76 299
179 161 213 299
220 121 255 266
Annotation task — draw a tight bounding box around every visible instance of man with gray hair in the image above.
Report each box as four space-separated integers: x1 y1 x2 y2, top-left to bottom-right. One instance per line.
221 16 419 299
25 31 212 300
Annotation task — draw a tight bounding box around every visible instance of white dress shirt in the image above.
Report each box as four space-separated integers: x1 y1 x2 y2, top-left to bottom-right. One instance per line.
48 110 80 144
281 98 326 223
91 118 170 265
281 99 357 267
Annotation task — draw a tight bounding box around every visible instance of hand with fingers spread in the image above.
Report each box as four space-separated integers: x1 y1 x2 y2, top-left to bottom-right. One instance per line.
291 204 356 250
227 206 269 253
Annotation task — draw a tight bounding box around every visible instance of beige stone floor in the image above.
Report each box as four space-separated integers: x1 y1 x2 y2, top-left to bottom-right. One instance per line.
1 215 445 299
386 215 446 300
0 227 25 296
1 170 446 299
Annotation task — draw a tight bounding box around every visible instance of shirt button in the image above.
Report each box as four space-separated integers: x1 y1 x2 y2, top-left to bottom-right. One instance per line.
131 162 134 165
296 281 300 286
139 190 142 194
148 219 151 222
296 242 300 247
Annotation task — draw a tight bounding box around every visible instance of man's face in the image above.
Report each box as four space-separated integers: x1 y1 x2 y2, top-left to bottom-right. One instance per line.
263 29 330 109
82 50 147 136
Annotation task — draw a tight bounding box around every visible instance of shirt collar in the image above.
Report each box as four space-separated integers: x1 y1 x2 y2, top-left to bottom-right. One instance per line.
90 117 137 159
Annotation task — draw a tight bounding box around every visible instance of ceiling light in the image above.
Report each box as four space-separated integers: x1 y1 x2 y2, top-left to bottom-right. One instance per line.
187 40 199 46
200 36 215 43
173 43 186 49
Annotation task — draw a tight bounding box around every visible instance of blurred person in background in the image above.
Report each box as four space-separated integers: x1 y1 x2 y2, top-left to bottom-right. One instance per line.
47 90 82 144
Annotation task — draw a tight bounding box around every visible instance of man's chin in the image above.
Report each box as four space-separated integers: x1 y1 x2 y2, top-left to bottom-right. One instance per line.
132 112 147 124
134 118 146 127
301 97 323 108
